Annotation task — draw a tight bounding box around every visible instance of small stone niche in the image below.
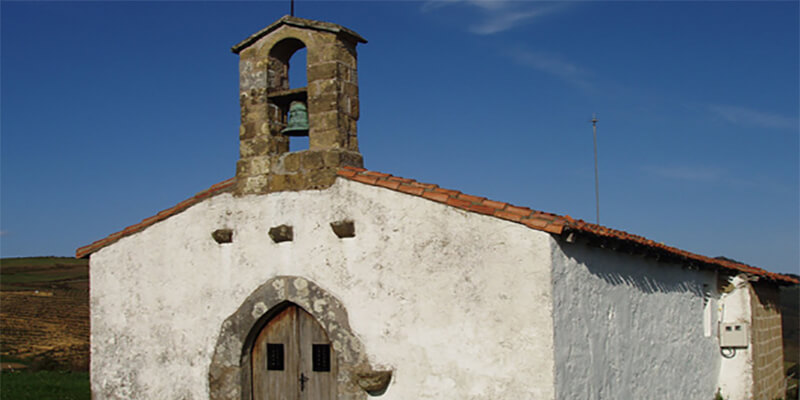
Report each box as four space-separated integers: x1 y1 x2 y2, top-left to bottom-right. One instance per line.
330 220 355 238
212 229 233 244
269 225 294 243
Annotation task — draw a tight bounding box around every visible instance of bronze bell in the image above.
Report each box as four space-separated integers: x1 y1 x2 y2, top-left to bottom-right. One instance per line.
281 101 309 136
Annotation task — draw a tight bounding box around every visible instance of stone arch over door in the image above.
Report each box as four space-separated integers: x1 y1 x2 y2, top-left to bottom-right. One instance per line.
209 276 391 400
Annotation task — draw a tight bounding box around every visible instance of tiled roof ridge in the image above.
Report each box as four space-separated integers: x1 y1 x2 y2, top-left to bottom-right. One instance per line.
337 166 798 285
75 178 236 258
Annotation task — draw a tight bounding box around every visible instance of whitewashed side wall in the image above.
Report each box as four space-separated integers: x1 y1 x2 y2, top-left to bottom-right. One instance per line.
716 276 754 400
550 240 720 399
89 179 556 399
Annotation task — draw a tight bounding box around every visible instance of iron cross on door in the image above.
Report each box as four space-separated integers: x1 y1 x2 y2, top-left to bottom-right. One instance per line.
252 304 337 400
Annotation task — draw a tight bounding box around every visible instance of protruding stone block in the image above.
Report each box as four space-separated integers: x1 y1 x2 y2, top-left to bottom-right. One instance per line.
212 229 234 244
268 225 293 243
330 220 355 238
357 370 392 396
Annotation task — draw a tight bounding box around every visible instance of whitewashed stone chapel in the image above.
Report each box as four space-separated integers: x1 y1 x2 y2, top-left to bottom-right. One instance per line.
78 16 796 400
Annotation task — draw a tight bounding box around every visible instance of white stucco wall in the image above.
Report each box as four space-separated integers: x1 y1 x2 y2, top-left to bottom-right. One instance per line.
716 276 754 400
90 179 556 399
550 240 720 399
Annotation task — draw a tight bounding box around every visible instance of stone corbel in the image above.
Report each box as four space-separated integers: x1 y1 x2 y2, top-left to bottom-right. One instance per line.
355 370 392 396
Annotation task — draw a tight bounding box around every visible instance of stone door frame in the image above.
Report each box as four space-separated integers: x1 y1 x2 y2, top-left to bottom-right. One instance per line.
208 276 390 400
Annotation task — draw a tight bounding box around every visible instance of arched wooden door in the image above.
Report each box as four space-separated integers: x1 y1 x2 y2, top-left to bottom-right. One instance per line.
251 304 337 400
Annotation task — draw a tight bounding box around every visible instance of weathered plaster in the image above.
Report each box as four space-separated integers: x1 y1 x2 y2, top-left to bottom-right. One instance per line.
90 178 556 399
716 275 754 400
550 239 720 399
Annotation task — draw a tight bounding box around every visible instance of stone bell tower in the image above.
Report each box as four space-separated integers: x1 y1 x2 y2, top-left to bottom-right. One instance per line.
232 16 367 195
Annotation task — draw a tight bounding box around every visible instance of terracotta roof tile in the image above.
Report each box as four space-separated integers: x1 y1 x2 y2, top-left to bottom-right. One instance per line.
433 187 461 196
493 210 523 222
76 168 798 285
375 179 401 190
466 203 495 216
351 174 379 185
422 191 450 203
505 205 533 218
397 184 425 196
446 197 472 208
457 193 486 203
482 199 508 210
336 169 358 178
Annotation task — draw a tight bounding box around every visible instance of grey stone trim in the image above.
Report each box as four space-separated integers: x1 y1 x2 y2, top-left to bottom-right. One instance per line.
208 276 390 399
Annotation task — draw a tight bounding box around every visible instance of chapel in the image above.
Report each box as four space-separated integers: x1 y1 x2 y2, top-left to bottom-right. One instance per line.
78 16 796 400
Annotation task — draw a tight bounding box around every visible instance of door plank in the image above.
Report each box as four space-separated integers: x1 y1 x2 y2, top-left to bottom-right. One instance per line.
297 307 336 400
252 305 299 400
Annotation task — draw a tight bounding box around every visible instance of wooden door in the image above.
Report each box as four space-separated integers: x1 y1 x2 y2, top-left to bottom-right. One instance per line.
252 304 336 400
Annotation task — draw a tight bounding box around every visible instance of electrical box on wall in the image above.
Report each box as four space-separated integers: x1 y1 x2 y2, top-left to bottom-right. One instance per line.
720 322 749 348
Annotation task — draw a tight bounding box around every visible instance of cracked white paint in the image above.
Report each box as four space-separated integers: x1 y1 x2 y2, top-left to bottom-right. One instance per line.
90 178 556 399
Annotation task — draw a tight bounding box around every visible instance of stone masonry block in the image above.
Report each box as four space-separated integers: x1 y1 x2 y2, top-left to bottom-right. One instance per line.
306 168 337 189
268 224 293 243
348 97 360 119
306 43 353 66
245 106 266 123
347 134 359 152
282 152 302 172
308 93 338 113
348 66 358 83
268 174 290 192
235 159 251 177
270 136 289 154
240 137 270 158
308 78 339 98
235 174 269 195
342 151 363 167
319 150 362 168
321 150 341 168
240 123 256 140
310 45 355 68
329 220 355 238
238 156 271 176
307 62 338 81
212 229 234 244
343 82 358 97
309 128 346 150
309 111 344 133
301 151 324 170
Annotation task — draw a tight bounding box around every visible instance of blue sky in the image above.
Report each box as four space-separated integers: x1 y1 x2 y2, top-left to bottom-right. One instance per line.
1 1 798 275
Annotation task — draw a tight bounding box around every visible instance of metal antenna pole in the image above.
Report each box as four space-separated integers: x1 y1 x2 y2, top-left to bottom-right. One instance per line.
592 113 600 225
291 0 294 16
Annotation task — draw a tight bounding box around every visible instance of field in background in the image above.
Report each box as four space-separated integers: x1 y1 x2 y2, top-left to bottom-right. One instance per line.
0 370 90 399
1 257 89 372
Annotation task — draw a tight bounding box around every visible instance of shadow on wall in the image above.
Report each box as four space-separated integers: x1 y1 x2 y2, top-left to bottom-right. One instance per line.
556 241 708 298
